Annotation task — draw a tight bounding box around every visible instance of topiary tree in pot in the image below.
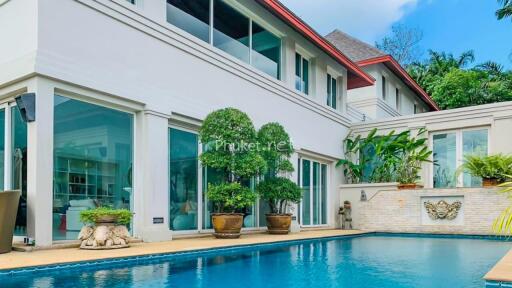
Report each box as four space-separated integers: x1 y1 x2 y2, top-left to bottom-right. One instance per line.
199 108 265 239
256 122 301 234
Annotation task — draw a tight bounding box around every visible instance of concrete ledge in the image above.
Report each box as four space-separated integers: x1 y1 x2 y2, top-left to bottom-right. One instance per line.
0 229 367 271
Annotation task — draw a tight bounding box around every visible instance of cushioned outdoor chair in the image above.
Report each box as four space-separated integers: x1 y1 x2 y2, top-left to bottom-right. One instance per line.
0 190 21 254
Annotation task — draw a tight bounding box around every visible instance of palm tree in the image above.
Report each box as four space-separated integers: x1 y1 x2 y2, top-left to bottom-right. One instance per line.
497 0 512 20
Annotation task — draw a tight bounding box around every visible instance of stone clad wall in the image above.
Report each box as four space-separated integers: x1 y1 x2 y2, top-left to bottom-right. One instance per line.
356 188 510 235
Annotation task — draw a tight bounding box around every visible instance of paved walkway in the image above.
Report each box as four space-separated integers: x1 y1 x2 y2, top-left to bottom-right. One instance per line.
485 248 512 283
0 229 366 271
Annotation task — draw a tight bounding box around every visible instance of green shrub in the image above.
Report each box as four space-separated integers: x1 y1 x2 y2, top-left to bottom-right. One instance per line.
257 177 302 214
458 154 512 182
79 207 133 225
257 122 294 176
199 108 265 213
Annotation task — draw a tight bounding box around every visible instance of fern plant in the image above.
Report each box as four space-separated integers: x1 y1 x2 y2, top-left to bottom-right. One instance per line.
493 178 512 235
458 154 512 182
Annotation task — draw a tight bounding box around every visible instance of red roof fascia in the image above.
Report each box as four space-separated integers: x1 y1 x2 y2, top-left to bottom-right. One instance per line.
255 0 375 90
358 55 440 111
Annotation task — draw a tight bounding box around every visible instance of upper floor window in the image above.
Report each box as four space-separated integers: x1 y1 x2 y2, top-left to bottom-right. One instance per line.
166 0 210 43
126 0 135 4
395 88 400 111
295 53 309 95
414 104 418 114
381 76 387 100
327 74 337 109
166 0 281 79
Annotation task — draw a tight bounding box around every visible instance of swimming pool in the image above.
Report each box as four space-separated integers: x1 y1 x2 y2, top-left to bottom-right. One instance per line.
1 233 510 288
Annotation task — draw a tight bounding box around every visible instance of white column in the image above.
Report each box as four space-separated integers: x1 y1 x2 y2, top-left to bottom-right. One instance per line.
137 110 173 242
26 77 54 247
281 37 296 90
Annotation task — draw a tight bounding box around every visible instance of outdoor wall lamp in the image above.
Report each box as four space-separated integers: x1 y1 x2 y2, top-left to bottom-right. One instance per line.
15 93 36 122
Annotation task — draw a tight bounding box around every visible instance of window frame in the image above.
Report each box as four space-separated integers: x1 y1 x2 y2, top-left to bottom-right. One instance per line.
326 73 338 110
395 88 400 112
298 156 329 227
166 0 282 79
429 127 490 188
295 52 310 95
381 76 387 100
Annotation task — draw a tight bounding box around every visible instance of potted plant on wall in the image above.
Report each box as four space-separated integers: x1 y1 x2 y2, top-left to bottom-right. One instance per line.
256 123 301 234
199 108 265 239
458 154 512 187
394 128 432 189
78 207 132 249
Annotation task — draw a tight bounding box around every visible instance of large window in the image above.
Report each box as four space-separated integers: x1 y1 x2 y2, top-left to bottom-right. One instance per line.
252 22 281 79
295 53 309 95
299 158 327 226
213 0 250 63
166 0 281 79
53 96 134 240
166 0 210 43
169 128 198 231
382 76 387 100
432 129 488 188
327 74 337 109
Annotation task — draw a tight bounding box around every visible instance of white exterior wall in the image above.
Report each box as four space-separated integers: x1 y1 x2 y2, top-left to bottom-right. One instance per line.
0 0 354 246
347 64 430 120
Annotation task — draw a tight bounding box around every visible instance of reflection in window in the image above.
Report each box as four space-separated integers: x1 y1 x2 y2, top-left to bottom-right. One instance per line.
166 0 210 42
12 106 27 236
433 133 457 188
301 159 311 225
463 130 488 187
295 53 309 94
300 159 327 226
327 74 337 109
213 0 250 63
169 128 198 231
252 22 281 79
53 95 133 240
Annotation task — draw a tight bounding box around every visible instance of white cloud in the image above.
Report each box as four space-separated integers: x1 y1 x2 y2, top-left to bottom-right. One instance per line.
279 0 419 44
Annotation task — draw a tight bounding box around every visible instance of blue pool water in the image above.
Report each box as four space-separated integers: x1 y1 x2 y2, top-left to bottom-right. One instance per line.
1 234 510 288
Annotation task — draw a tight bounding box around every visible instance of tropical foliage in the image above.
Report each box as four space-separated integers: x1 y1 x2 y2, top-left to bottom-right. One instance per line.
458 154 512 182
80 207 133 225
256 177 302 214
337 128 432 184
493 178 512 235
256 122 301 214
199 108 265 213
496 0 512 20
408 50 512 110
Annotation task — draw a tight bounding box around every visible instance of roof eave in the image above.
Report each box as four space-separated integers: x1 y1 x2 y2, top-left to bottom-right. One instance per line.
255 0 375 89
358 56 440 111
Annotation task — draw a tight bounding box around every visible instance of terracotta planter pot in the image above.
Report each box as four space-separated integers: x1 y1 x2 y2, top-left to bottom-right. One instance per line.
266 214 292 235
483 178 500 187
211 213 244 239
398 183 417 190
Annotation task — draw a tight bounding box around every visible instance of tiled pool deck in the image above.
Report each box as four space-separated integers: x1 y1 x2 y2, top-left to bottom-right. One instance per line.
0 230 367 271
485 248 512 287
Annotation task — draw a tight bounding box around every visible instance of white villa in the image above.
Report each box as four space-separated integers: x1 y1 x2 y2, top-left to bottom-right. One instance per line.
1 0 511 247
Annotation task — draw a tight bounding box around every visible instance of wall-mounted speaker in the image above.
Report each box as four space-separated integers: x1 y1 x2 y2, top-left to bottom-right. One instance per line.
15 93 36 122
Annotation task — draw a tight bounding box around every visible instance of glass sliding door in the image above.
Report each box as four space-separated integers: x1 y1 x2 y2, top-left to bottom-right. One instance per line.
300 158 328 226
0 109 4 191
462 130 488 187
12 106 27 236
301 159 311 226
169 128 198 231
433 133 457 188
53 95 134 240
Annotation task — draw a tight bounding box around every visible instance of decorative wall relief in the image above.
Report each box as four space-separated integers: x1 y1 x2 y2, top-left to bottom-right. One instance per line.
424 200 462 220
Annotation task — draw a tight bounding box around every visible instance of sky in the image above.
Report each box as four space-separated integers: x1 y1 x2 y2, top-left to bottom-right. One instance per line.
280 0 512 69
